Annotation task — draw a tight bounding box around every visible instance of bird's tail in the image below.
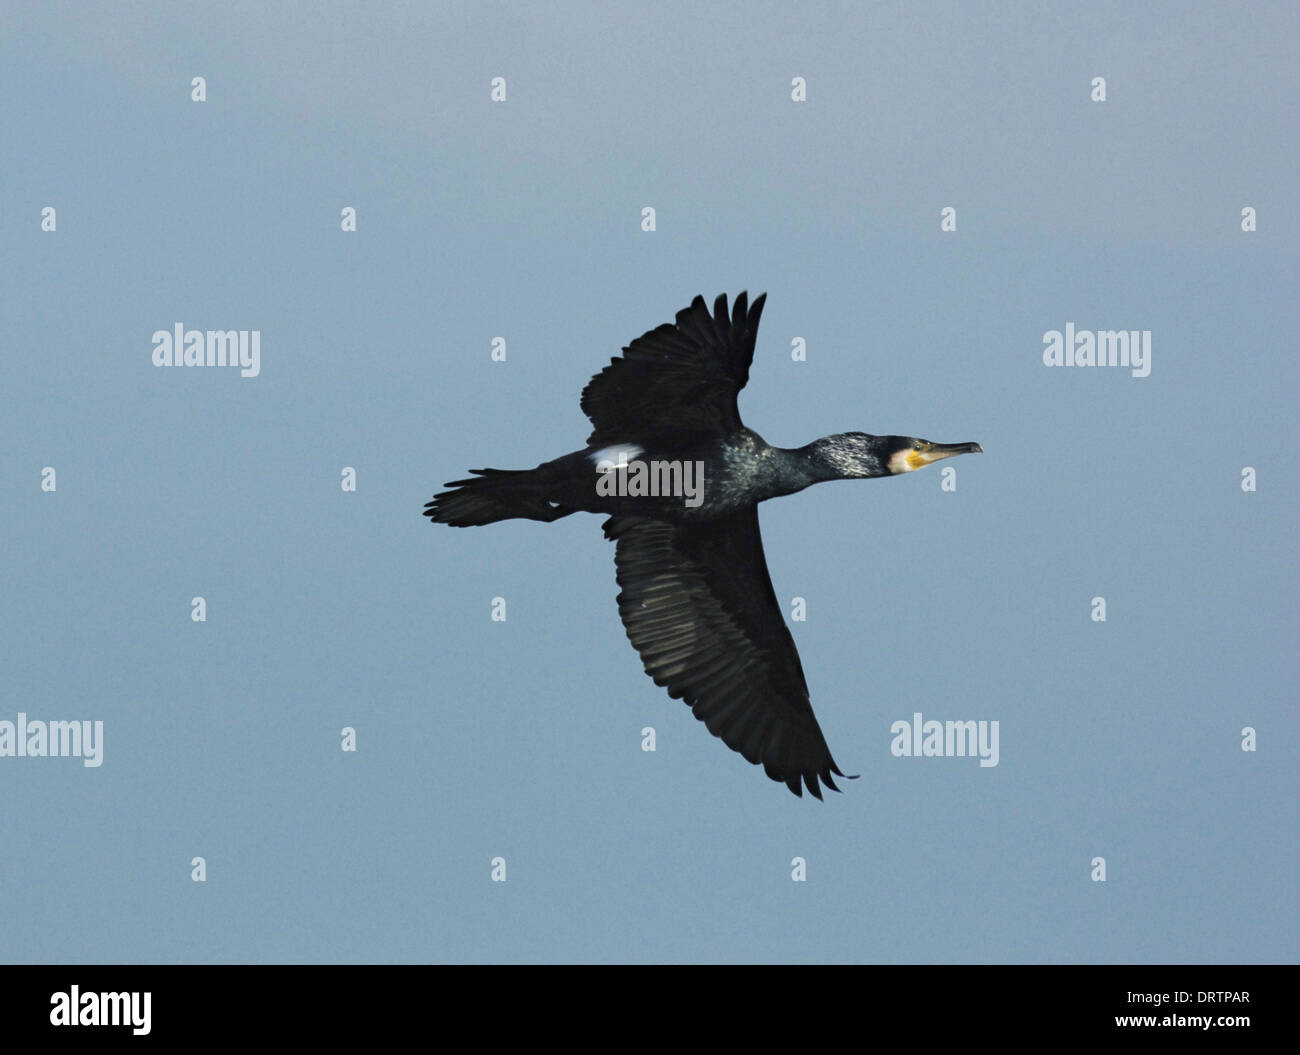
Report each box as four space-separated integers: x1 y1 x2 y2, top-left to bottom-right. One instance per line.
423 468 564 527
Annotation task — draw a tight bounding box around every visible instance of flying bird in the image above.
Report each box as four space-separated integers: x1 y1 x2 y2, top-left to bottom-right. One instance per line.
424 293 981 798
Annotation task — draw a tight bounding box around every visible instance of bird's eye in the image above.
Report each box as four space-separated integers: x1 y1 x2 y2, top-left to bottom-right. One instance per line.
913 441 924 451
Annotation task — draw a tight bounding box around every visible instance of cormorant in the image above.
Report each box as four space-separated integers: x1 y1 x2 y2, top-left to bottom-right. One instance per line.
424 293 981 798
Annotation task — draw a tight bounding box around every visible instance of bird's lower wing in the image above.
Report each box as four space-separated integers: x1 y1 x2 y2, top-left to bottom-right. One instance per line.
605 510 848 798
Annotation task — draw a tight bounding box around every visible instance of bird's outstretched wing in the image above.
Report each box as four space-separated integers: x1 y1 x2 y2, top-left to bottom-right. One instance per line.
581 292 766 447
605 509 849 798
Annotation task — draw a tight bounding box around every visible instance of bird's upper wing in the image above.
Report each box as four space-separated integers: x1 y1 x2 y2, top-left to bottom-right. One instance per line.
605 508 848 798
581 292 766 447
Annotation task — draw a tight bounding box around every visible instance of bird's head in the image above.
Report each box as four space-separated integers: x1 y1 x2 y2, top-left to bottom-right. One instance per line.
809 433 983 479
884 436 983 474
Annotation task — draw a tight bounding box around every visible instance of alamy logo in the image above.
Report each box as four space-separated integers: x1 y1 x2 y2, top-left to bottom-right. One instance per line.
0 712 103 767
1042 323 1150 377
151 323 261 377
591 446 705 508
50 986 150 1035
890 712 1000 767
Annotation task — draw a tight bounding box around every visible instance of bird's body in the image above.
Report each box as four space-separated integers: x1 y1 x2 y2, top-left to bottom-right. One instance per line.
425 293 981 798
453 428 855 524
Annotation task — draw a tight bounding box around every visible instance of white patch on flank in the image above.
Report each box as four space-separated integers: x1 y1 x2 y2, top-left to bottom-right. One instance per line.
590 444 643 473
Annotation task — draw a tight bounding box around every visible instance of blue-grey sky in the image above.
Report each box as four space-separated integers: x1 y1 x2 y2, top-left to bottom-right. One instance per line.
1 1 1295 963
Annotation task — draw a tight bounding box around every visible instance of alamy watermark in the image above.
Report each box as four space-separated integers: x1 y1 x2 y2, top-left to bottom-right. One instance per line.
591 445 705 508
890 711 999 767
1043 323 1150 378
151 323 261 377
50 986 150 1035
0 712 103 767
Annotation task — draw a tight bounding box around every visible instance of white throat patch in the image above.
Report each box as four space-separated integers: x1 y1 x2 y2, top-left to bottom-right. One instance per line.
888 449 920 474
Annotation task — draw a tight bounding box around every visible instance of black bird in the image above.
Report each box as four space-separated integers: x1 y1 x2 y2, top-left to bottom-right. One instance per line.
424 293 981 798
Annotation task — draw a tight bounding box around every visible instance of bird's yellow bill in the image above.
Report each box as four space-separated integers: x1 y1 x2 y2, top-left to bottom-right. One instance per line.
898 441 983 472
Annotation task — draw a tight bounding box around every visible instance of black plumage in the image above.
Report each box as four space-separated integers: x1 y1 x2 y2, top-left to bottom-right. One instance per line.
605 510 835 798
581 292 764 447
425 293 981 798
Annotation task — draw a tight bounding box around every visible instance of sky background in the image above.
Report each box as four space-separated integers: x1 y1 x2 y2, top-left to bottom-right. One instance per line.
1 1 1295 963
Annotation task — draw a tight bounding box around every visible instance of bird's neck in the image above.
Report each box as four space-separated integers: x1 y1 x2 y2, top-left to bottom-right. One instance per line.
790 436 890 483
764 444 842 496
